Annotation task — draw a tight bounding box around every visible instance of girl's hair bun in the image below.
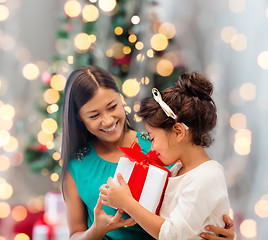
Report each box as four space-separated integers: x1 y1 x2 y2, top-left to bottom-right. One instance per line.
175 72 213 101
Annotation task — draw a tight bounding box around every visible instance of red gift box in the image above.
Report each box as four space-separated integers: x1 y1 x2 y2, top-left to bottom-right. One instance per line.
114 142 171 214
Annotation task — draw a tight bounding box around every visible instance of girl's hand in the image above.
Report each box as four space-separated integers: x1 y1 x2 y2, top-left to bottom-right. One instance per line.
93 196 136 235
200 215 235 239
99 173 133 210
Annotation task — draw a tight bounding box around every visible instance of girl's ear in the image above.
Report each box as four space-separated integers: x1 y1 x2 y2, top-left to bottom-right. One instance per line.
172 123 186 140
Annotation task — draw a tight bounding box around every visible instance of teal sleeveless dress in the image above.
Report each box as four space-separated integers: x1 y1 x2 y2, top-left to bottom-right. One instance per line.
68 132 155 240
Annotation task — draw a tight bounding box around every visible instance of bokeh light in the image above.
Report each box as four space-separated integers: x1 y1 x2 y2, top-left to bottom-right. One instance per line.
41 118 58 134
230 113 246 130
22 63 40 80
98 0 116 12
230 34 247 51
234 129 251 156
43 89 60 104
240 219 257 238
50 173 60 182
3 136 19 152
220 26 237 43
82 4 99 22
74 33 91 52
64 0 81 17
115 26 123 35
239 83 256 101
228 0 245 13
156 59 174 76
0 104 15 120
131 15 140 25
50 74 67 91
122 78 140 97
0 130 10 147
0 201 10 218
257 51 268 70
158 22 176 39
12 205 27 221
150 33 168 51
255 194 268 218
0 5 9 21
14 233 30 240
0 155 10 171
37 131 54 145
0 182 13 200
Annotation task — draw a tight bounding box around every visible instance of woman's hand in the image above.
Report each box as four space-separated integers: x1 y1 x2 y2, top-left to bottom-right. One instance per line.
92 196 136 236
200 215 235 239
99 173 133 210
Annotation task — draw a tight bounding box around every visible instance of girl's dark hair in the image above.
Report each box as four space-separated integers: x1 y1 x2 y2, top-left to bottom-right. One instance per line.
60 65 133 186
138 72 217 147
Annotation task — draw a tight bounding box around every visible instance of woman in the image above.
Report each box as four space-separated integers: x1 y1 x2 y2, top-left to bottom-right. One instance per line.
60 65 234 240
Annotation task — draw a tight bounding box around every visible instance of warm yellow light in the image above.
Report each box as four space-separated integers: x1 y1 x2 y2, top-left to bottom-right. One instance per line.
106 49 113 57
41 168 49 177
12 205 27 221
123 46 131 54
0 236 6 240
89 34 96 43
0 104 15 120
220 26 237 43
255 195 268 218
47 104 59 114
14 233 30 240
131 15 140 25
133 101 141 112
50 173 60 182
64 0 81 18
46 141 54 149
111 42 125 59
124 106 131 114
147 49 154 58
3 136 18 152
128 34 137 43
240 219 257 238
0 130 10 147
228 0 245 13
257 51 268 70
230 113 246 130
41 118 58 134
0 202 10 218
141 77 150 85
159 22 176 39
136 54 145 62
114 26 123 35
37 131 54 145
22 63 40 80
150 33 168 51
67 55 74 64
0 182 13 200
43 89 60 104
230 34 247 51
122 79 140 97
98 0 116 12
82 4 99 22
27 197 44 213
50 74 67 91
239 83 256 101
0 5 9 21
156 59 174 76
74 33 91 52
52 152 61 161
0 155 10 171
234 129 251 155
133 114 142 122
135 41 144 50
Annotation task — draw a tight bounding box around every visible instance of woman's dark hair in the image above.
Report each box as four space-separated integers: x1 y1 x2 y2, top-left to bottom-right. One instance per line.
60 65 133 186
138 72 217 147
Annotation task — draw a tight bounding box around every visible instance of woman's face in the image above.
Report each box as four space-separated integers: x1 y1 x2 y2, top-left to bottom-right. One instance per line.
78 87 126 143
144 122 179 166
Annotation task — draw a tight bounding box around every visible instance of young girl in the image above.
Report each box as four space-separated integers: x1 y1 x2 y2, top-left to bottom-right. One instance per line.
100 72 231 239
61 65 234 239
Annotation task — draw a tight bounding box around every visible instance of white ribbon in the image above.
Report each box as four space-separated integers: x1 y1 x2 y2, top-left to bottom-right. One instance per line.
152 88 189 130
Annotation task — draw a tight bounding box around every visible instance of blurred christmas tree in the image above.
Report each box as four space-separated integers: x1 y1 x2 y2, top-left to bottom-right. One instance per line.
24 0 186 178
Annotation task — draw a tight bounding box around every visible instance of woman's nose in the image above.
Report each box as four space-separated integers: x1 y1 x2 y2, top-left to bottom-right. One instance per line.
101 113 113 126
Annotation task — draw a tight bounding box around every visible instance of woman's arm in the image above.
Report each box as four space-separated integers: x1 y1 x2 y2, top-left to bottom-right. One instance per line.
200 215 235 240
64 170 135 240
100 174 165 239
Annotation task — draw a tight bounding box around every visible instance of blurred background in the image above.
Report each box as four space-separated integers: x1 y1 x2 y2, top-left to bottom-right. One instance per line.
0 0 268 239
